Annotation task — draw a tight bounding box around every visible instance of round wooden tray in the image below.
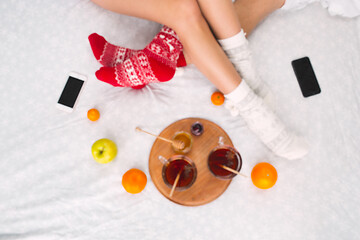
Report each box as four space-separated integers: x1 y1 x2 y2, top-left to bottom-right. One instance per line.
149 118 234 206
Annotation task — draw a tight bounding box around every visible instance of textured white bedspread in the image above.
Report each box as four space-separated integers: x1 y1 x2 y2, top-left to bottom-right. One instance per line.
1 1 360 239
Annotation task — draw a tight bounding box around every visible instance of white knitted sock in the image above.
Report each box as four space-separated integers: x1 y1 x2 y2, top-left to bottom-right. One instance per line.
225 81 309 160
218 30 274 106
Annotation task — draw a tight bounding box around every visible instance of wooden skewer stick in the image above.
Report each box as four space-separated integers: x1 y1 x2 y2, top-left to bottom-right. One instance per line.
170 170 182 198
219 165 248 178
136 127 185 150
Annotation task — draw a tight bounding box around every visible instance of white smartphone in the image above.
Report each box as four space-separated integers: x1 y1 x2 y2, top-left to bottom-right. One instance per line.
57 72 87 112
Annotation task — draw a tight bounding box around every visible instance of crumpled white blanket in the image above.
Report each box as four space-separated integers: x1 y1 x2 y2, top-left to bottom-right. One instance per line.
282 0 360 17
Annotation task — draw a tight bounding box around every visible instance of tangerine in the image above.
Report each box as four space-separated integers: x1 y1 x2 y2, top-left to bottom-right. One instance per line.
122 168 147 194
251 162 278 189
211 91 225 106
87 108 100 121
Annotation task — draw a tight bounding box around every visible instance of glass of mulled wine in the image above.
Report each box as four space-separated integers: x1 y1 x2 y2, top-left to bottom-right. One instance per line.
208 137 242 179
159 155 197 191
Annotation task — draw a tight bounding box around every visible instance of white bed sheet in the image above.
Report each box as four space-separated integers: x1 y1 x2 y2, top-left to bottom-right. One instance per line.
1 1 360 239
282 0 360 18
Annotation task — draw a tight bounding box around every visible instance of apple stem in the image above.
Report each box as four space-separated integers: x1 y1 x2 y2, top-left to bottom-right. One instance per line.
99 147 105 155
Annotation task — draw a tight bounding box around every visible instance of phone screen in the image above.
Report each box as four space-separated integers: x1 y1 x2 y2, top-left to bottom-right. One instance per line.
291 57 321 97
58 76 84 108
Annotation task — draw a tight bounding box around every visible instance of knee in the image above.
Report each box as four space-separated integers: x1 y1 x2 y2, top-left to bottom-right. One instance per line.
168 0 205 35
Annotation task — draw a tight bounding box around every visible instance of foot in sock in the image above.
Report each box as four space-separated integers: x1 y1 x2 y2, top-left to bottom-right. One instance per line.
95 26 184 88
225 81 309 160
218 29 274 106
88 33 138 67
88 27 187 68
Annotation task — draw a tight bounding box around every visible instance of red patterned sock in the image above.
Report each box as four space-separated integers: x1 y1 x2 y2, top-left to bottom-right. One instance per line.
95 26 184 88
177 52 187 67
88 28 187 68
88 33 138 67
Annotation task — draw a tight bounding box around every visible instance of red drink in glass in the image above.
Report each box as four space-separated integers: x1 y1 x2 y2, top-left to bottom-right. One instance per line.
208 146 242 179
162 156 197 191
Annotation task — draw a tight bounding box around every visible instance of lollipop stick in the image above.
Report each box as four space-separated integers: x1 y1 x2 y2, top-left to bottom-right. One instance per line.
219 165 248 178
169 170 182 198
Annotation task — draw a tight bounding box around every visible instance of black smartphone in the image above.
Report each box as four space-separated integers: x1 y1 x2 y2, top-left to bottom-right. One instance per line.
291 57 321 97
57 72 87 112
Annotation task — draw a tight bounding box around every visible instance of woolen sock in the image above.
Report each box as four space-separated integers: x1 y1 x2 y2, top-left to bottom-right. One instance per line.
88 33 138 67
95 26 184 88
89 28 187 68
225 81 309 160
218 30 274 106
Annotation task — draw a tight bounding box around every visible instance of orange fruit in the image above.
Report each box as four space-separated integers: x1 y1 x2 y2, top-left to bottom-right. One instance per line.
251 162 278 189
122 168 147 194
87 108 100 121
211 91 225 106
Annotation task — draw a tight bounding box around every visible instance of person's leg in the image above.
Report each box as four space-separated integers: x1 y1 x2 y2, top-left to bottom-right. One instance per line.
91 0 242 94
88 33 139 67
234 0 285 35
95 25 185 88
90 0 308 159
183 0 285 64
197 0 269 98
196 0 309 160
89 0 284 68
196 0 287 102
196 0 242 40
88 32 186 68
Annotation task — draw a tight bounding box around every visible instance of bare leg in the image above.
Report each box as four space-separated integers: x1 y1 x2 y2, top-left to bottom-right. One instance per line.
91 0 241 94
198 0 285 37
234 0 285 35
91 0 309 160
184 0 285 64
197 0 242 39
196 0 309 160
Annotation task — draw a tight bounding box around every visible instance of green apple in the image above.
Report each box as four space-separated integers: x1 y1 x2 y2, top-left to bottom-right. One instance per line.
91 138 117 164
